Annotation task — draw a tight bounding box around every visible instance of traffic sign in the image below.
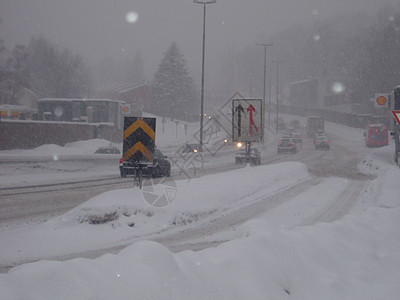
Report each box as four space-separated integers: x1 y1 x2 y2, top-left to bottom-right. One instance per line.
123 117 156 163
392 111 400 126
375 93 389 108
232 99 262 142
122 104 131 115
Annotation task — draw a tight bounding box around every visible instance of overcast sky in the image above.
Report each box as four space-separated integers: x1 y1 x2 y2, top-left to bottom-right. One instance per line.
0 0 392 84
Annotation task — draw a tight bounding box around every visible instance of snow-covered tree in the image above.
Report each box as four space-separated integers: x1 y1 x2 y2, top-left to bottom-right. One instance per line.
27 35 91 98
150 42 197 119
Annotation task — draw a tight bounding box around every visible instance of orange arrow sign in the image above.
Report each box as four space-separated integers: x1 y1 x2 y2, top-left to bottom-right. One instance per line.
392 111 400 125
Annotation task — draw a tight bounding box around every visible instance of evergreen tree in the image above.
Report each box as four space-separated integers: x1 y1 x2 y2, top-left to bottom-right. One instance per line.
150 42 197 119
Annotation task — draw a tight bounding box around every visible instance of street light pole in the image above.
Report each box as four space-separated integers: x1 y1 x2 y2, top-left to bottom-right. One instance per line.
256 42 273 143
274 61 282 134
194 0 216 152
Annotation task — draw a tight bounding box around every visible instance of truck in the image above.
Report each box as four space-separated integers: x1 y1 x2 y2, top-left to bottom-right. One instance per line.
306 116 325 137
364 124 389 147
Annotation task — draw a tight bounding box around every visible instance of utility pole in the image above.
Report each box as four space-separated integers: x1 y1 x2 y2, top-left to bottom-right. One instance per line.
393 86 400 165
256 42 273 143
274 61 282 134
194 0 216 152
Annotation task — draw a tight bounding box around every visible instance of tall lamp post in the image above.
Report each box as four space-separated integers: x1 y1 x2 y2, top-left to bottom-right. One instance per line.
194 0 216 152
274 61 282 134
256 42 273 143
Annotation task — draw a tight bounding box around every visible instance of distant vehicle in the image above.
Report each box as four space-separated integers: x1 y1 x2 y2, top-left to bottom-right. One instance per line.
235 147 261 165
274 117 286 131
94 146 120 154
120 148 171 178
277 137 297 154
313 131 326 144
291 132 303 144
314 135 330 150
182 143 201 153
306 116 325 137
290 119 301 129
364 124 389 147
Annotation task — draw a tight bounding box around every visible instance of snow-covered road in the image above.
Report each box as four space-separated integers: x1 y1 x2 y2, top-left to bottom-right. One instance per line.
1 116 400 299
0 118 376 270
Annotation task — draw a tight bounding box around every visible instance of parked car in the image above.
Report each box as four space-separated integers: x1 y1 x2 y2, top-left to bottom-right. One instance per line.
120 148 171 178
314 135 330 149
277 136 297 154
94 146 120 154
182 143 201 153
235 147 261 165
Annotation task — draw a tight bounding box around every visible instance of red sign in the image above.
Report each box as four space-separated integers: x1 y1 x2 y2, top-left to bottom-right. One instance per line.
392 111 400 125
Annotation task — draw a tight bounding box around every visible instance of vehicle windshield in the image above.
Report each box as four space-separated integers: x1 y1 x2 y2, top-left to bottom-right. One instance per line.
154 149 164 158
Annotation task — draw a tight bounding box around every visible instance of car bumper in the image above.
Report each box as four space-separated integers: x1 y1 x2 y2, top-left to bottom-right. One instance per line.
277 147 296 152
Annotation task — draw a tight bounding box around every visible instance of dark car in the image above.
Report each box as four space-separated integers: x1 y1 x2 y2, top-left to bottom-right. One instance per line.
182 143 201 153
277 137 297 154
119 148 171 178
314 135 330 149
235 148 261 165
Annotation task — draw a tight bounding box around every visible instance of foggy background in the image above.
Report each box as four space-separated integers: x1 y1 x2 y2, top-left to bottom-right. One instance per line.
1 0 398 110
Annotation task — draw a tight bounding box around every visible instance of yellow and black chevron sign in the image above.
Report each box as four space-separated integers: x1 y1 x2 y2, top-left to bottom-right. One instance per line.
123 117 156 163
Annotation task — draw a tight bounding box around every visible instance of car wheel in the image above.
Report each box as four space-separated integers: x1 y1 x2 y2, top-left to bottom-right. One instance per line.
120 169 127 178
152 167 160 178
166 166 171 177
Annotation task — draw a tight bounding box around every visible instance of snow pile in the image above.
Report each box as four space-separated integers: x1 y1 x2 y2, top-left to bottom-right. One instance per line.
1 149 400 299
0 139 120 157
0 162 309 266
1 206 399 299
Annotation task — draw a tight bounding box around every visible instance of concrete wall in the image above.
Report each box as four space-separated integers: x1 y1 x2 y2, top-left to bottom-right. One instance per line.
0 120 122 150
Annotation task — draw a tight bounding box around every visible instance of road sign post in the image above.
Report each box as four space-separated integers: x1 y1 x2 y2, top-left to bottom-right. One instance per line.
123 117 156 164
232 99 262 164
122 117 156 187
392 110 400 166
232 99 262 143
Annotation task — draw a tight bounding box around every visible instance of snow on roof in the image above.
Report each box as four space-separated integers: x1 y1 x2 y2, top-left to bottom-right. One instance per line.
0 105 37 112
37 98 125 104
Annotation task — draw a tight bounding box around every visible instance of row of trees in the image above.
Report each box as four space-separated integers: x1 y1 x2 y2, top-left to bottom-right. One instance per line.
0 36 91 104
217 3 400 108
0 35 197 120
3 3 399 119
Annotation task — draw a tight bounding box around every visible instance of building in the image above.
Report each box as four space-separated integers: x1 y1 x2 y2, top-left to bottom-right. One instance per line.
105 83 152 116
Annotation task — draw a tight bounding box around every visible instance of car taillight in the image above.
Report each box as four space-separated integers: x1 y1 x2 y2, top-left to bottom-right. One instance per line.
120 159 124 163
291 143 294 146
